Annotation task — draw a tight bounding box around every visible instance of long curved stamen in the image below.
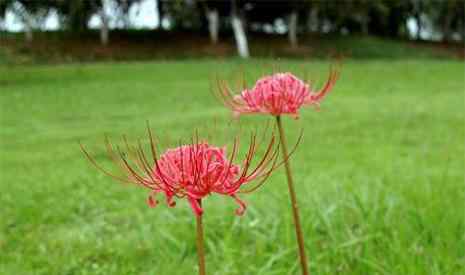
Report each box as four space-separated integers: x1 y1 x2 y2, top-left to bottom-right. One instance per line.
237 131 257 181
104 135 130 176
190 134 203 194
80 142 134 184
82 125 290 224
219 135 239 187
122 135 160 188
135 139 163 188
239 128 303 194
239 144 280 194
310 66 340 103
116 146 152 186
146 124 176 193
240 132 277 182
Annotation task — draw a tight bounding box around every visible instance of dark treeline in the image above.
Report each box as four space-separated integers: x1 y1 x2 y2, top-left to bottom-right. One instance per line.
1 0 464 58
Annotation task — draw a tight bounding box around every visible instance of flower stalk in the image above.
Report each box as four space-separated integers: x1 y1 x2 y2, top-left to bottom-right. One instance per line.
276 115 309 275
80 126 292 274
196 199 206 275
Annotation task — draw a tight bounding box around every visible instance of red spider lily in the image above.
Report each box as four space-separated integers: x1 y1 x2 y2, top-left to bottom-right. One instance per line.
215 65 340 275
215 66 340 119
80 126 301 216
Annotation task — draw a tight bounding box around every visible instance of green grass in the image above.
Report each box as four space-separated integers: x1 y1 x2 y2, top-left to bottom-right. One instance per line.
0 59 464 275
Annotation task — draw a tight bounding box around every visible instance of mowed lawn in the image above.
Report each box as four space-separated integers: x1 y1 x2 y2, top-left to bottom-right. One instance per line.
0 60 464 275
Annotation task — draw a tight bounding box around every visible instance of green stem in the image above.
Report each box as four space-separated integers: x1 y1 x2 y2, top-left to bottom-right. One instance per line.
196 200 206 275
276 115 310 275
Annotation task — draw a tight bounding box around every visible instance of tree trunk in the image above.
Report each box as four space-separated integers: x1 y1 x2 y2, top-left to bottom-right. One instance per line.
307 8 318 33
206 9 219 44
288 10 298 48
442 8 453 43
100 9 109 46
388 6 403 38
459 1 465 43
460 17 465 43
415 13 422 40
361 13 369 35
13 3 34 42
121 0 130 29
231 13 249 58
24 19 33 42
22 12 34 43
414 0 423 41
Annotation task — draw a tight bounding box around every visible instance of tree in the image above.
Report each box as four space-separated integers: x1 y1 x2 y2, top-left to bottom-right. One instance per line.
231 0 249 58
7 0 53 42
437 0 465 42
97 0 109 46
199 0 228 44
0 0 11 31
159 0 204 31
245 1 307 48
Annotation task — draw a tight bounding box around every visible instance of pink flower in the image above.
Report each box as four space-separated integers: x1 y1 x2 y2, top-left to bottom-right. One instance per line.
216 67 339 118
80 127 296 216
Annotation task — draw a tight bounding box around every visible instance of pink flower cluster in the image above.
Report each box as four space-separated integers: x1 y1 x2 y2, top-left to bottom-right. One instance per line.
81 130 282 217
83 66 337 218
217 68 339 118
82 64 339 275
149 143 243 216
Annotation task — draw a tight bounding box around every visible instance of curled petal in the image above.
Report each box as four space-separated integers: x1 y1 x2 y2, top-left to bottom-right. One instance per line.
147 193 158 208
305 67 340 106
166 194 176 207
232 195 246 216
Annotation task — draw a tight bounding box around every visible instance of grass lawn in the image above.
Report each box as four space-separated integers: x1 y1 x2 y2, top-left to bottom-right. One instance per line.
0 59 464 275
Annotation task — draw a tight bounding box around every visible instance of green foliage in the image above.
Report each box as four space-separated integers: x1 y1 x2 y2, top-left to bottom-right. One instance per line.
0 59 464 274
51 0 100 32
1 0 464 41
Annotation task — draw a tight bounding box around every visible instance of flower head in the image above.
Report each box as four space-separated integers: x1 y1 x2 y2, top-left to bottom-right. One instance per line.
216 66 339 118
81 126 300 216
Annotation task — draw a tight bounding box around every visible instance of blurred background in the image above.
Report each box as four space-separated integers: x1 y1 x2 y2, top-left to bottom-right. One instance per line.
0 0 464 62
1 1 464 275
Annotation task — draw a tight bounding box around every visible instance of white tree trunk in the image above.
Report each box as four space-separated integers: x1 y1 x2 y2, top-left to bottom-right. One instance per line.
100 10 109 46
206 9 219 44
24 20 33 42
231 14 249 58
14 2 34 42
307 8 318 33
288 11 298 48
99 0 110 46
